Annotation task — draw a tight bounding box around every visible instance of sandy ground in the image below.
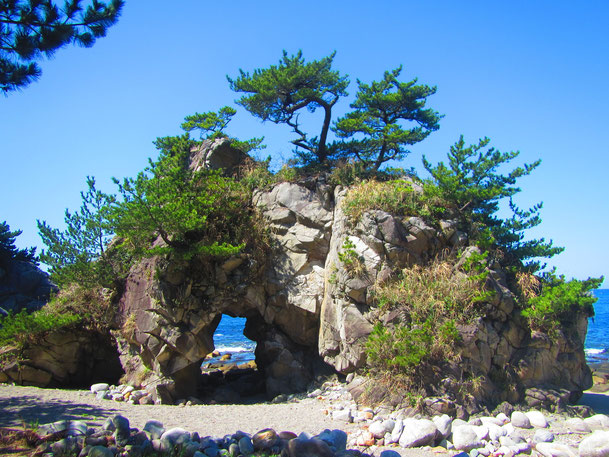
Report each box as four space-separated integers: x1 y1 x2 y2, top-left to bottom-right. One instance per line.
2 383 609 456
0 384 442 457
0 384 360 436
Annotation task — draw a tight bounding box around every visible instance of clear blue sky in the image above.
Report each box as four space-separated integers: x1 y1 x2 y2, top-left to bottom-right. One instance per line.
1 1 607 284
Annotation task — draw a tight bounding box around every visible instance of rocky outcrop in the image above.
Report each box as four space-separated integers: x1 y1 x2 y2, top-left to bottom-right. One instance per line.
12 140 584 409
0 259 56 316
0 328 122 387
112 166 590 408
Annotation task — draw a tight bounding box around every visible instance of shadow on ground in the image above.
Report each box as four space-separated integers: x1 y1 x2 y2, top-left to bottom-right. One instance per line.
0 395 121 428
579 392 609 415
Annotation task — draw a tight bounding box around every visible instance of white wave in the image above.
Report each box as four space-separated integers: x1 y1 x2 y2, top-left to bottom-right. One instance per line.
585 348 606 355
214 345 253 353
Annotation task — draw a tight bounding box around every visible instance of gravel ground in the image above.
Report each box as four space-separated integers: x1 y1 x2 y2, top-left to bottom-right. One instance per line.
2 383 608 456
0 384 359 436
0 384 442 457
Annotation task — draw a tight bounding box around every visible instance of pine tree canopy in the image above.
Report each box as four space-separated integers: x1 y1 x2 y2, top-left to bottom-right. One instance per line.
0 220 37 267
0 0 124 93
334 66 442 171
228 50 349 165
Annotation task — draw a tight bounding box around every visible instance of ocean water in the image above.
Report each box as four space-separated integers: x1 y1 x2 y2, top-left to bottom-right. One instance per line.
210 289 609 365
208 315 256 364
586 289 609 363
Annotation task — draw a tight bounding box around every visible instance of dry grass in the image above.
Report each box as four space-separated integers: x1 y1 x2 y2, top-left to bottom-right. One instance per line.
0 427 41 456
44 284 116 330
342 179 422 223
365 256 491 388
373 259 490 324
515 271 541 300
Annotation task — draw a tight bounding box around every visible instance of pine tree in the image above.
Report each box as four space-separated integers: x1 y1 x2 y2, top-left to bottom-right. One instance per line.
37 176 120 287
334 66 442 171
0 221 37 267
423 136 562 271
0 0 124 93
228 50 349 165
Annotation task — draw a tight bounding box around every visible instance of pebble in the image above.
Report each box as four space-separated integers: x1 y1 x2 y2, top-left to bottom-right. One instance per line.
452 425 483 451
580 430 609 457
390 418 404 443
526 410 548 428
534 429 556 443
585 414 609 430
536 442 578 457
566 417 592 433
19 387 609 457
511 411 532 429
398 418 437 448
90 383 109 393
432 414 452 438
332 408 353 422
238 436 254 455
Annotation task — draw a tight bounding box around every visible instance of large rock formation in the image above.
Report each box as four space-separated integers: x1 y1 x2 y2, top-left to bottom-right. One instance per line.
3 140 589 411
0 327 122 387
0 259 56 316
110 142 591 408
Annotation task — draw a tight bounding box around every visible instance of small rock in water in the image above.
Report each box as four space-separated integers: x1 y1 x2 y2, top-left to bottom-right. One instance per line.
511 411 532 429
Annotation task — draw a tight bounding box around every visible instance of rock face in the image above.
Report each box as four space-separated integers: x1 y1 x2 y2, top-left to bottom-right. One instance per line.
35 141 589 407
0 258 120 388
112 165 591 406
0 259 56 316
0 328 122 387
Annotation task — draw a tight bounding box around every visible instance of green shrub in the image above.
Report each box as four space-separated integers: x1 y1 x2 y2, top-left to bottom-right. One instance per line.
44 284 117 331
274 164 299 183
338 237 365 277
366 321 432 376
0 309 80 347
521 273 603 332
365 256 491 383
